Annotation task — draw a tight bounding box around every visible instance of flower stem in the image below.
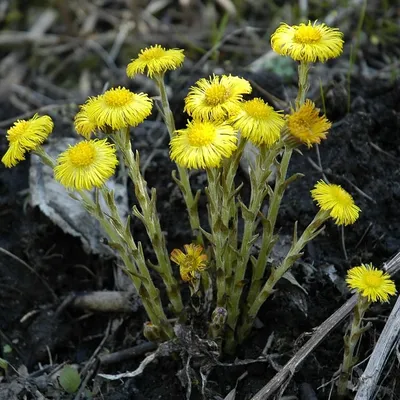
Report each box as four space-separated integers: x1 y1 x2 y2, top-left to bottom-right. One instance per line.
33 146 56 168
245 146 293 310
238 209 330 342
224 143 279 353
337 296 370 397
154 74 203 245
295 61 310 109
114 128 184 316
206 167 228 308
221 138 246 293
79 189 174 339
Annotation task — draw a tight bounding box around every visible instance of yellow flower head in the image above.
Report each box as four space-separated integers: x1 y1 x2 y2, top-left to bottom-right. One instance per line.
230 98 285 147
2 114 54 167
346 264 396 303
74 102 99 139
311 180 361 225
287 100 331 148
126 44 185 78
54 139 118 191
271 21 344 63
170 119 237 169
170 244 208 282
84 87 153 131
184 75 252 121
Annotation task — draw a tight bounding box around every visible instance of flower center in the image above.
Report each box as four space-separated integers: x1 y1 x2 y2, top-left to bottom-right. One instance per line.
140 46 166 60
182 255 198 270
242 99 272 119
294 25 322 44
8 121 29 142
331 186 353 206
69 142 96 167
187 122 217 147
103 88 132 108
363 272 383 288
204 83 230 106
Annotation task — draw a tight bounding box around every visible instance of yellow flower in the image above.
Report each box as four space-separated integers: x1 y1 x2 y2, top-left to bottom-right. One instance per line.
84 87 153 131
271 21 344 63
170 119 237 169
311 180 360 225
230 98 285 147
126 44 185 78
184 75 252 121
74 101 99 139
170 244 208 282
54 139 118 190
346 264 396 302
1 114 54 167
287 100 331 147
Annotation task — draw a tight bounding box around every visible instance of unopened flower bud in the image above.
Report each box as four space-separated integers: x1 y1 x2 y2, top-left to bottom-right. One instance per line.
143 321 161 342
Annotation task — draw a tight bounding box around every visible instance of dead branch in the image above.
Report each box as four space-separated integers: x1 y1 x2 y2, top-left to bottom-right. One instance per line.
72 291 136 313
98 342 157 366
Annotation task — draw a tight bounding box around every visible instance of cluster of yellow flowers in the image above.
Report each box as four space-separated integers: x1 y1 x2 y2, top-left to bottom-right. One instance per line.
1 20 396 347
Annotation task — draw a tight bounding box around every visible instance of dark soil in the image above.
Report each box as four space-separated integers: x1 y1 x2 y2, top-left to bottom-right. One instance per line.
1 2 400 400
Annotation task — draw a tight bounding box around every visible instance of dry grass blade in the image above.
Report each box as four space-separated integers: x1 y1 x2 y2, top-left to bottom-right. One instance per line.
249 251 400 400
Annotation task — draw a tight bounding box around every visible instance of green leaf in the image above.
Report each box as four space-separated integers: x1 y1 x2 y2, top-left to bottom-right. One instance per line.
0 358 8 371
59 365 81 394
3 344 12 354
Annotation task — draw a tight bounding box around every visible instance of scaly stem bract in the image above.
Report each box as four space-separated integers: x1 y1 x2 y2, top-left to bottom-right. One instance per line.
154 74 203 245
113 128 184 316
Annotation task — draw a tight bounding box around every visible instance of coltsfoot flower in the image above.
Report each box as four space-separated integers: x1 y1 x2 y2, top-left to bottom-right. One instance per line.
271 21 344 63
54 139 118 190
74 103 99 139
170 119 237 169
287 100 331 147
311 180 361 225
346 264 396 302
2 114 54 167
84 87 153 131
184 75 252 121
230 98 285 147
126 44 185 78
170 244 208 282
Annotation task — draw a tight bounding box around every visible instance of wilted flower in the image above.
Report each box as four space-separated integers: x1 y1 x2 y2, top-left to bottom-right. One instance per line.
170 244 208 282
287 100 331 147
